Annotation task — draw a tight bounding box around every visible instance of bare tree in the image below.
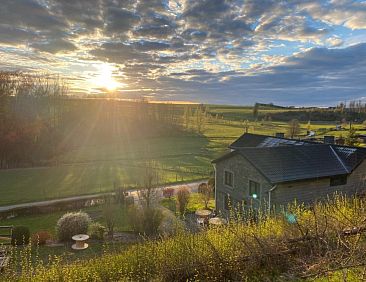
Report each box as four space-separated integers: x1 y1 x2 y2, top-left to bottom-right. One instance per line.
243 120 250 133
176 187 190 217
195 105 206 133
103 196 117 236
287 119 300 138
198 182 213 209
137 160 160 208
345 127 359 146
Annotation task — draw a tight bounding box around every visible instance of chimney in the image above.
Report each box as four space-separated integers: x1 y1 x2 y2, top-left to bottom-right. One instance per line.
324 135 335 144
275 133 285 138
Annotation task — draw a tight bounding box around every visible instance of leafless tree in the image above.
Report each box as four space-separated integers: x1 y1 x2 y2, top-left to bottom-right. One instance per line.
176 186 190 217
287 119 300 138
198 182 213 209
137 160 161 208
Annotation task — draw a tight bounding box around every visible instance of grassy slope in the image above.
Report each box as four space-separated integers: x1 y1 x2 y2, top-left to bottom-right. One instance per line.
0 105 365 206
4 195 366 281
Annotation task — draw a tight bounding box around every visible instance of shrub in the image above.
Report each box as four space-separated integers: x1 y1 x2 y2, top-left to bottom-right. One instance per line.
176 187 190 216
88 222 106 240
31 230 52 246
128 206 164 236
56 211 91 242
103 200 118 236
162 188 174 198
11 226 30 246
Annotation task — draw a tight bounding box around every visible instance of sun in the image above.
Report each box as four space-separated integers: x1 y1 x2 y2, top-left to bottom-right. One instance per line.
94 63 121 91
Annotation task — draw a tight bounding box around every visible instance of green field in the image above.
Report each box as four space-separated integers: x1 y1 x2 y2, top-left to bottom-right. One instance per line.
0 104 365 206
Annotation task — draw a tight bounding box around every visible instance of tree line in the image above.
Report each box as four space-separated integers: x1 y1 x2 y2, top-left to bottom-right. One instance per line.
0 71 68 168
0 72 212 169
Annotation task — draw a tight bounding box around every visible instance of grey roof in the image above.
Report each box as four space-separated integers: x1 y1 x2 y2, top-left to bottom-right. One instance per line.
237 145 349 184
332 146 366 171
214 138 366 184
229 133 312 149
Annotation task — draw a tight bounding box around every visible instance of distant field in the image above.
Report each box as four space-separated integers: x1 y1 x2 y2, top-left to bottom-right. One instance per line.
0 104 365 206
0 135 213 206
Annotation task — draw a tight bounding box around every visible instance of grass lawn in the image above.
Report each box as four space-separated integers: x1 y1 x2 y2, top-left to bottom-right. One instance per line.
1 203 133 263
0 204 131 236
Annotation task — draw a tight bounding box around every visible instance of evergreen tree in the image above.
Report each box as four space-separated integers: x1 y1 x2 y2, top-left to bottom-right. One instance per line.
253 103 259 120
345 127 359 146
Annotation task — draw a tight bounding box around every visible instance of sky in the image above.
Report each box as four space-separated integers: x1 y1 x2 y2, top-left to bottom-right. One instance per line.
1 0 366 106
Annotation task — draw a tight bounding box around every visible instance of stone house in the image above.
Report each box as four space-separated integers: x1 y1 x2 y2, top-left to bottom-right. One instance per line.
213 133 366 214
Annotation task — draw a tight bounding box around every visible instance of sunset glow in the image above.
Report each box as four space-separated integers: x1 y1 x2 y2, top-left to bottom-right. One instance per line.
93 64 122 92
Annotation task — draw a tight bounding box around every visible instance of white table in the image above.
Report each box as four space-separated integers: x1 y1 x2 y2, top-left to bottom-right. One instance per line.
72 234 89 250
209 217 227 226
195 209 212 217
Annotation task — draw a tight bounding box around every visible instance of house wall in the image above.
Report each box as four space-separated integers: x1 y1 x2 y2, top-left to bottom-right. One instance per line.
215 156 366 214
271 159 366 208
214 154 272 215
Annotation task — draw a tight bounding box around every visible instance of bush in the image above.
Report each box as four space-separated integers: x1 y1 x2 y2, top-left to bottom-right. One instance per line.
129 206 164 236
56 211 91 242
103 199 118 236
11 226 30 246
197 183 207 194
88 222 106 240
162 188 174 198
31 230 52 246
176 187 190 216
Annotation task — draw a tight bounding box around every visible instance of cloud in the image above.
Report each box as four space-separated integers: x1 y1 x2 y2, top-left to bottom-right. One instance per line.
105 7 141 35
0 0 366 105
51 0 104 30
0 0 68 32
31 39 77 54
0 24 38 45
156 43 366 105
301 1 366 30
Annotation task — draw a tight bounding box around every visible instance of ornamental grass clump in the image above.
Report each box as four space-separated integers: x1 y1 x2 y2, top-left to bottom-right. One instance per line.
56 211 91 242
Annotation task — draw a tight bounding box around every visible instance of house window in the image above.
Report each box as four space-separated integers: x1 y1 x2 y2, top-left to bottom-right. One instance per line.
249 180 260 199
224 194 232 210
224 170 234 187
330 175 347 186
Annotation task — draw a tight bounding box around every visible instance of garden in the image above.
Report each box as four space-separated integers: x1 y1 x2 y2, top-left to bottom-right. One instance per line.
0 179 216 269
2 193 366 281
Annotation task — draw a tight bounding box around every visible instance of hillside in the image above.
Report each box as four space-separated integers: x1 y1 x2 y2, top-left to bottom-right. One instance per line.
2 195 366 281
0 101 365 206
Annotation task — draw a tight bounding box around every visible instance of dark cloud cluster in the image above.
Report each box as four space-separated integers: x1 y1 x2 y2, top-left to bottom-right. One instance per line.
1 0 366 104
163 43 366 105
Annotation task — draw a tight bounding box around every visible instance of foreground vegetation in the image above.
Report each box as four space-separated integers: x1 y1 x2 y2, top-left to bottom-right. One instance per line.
2 195 366 281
